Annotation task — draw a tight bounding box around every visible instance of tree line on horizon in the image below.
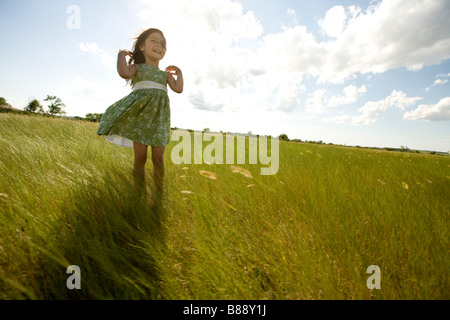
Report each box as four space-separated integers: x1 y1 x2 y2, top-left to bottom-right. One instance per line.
0 96 102 122
1 95 66 116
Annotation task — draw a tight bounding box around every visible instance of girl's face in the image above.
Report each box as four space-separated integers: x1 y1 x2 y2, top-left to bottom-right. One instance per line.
140 32 166 64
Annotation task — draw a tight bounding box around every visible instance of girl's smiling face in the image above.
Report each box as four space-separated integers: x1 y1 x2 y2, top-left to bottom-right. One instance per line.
140 32 167 65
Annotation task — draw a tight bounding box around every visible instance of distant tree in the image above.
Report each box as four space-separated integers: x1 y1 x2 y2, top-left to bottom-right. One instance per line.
44 95 66 116
85 113 103 122
0 97 11 106
24 99 44 113
279 133 289 141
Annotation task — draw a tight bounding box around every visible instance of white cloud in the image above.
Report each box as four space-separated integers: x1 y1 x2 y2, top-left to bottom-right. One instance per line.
188 90 224 112
79 42 102 55
306 85 367 113
426 73 450 91
187 81 241 112
318 5 347 38
325 90 422 125
132 0 449 115
56 76 131 117
255 0 450 84
353 90 422 125
137 0 262 112
328 85 367 107
80 42 115 70
404 97 450 121
307 89 328 114
267 76 305 112
323 114 352 125
326 0 450 79
287 8 298 26
434 79 448 86
253 25 326 78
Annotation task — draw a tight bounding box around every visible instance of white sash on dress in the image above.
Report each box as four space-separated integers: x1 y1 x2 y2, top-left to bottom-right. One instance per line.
133 81 168 92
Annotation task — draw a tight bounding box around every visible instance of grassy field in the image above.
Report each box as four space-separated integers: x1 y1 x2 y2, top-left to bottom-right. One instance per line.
0 113 448 299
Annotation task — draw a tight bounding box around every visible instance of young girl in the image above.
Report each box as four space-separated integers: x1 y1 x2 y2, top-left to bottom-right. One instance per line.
97 28 183 197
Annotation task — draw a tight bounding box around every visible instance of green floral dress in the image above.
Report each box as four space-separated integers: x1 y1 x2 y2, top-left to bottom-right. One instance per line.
97 64 170 147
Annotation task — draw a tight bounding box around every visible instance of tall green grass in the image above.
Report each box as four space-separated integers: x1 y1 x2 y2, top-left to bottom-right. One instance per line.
0 113 449 299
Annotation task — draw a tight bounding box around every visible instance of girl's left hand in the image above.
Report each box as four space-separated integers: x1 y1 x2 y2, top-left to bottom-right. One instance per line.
166 65 184 93
166 65 182 77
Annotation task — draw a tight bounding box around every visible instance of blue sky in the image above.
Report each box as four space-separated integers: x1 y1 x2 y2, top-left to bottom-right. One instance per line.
1 0 449 152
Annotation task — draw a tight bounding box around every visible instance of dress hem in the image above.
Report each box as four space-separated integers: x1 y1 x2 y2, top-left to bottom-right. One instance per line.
103 134 134 148
100 133 169 148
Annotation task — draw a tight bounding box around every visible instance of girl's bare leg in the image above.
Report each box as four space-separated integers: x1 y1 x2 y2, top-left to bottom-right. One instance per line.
133 142 148 193
151 146 165 193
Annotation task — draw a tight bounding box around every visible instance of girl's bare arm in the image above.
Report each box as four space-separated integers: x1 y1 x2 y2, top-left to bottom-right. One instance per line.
166 65 184 94
117 50 137 80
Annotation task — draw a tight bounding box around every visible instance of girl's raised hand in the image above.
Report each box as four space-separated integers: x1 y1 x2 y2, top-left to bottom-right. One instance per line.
166 65 182 76
118 49 132 57
166 65 184 94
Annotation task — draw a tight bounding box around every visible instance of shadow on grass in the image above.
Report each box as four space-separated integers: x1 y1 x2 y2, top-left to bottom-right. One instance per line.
39 169 168 299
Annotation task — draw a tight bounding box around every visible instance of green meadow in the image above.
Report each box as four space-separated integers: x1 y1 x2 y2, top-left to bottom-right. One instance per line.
0 113 448 299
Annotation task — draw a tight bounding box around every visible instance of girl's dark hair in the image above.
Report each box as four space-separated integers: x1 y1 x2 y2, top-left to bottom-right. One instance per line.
129 28 166 65
125 28 166 86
